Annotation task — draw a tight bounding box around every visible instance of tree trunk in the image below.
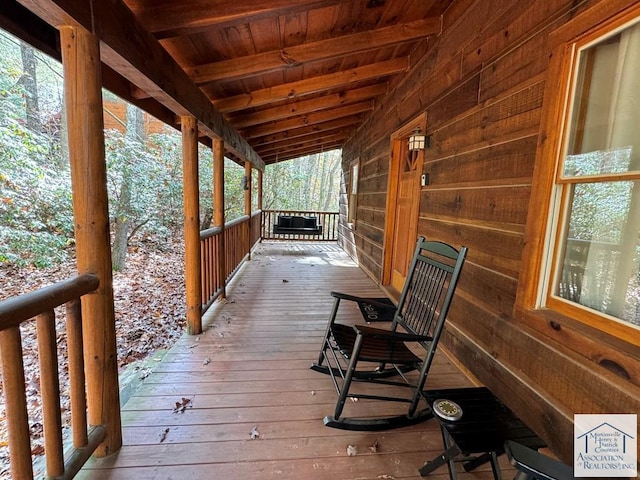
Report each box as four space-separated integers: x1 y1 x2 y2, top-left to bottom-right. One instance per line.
201 207 213 230
323 152 340 211
316 152 327 210
111 181 131 271
19 41 40 132
112 104 144 271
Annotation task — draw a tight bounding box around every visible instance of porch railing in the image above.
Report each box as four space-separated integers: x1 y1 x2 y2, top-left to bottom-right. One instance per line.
0 274 105 480
200 211 262 313
261 209 339 241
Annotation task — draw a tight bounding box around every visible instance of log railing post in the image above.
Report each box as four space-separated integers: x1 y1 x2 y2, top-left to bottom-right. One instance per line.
182 115 202 335
213 138 226 299
0 328 32 479
36 311 65 476
66 298 88 448
60 25 122 457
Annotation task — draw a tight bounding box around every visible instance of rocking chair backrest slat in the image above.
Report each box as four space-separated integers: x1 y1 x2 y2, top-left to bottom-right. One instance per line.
393 237 466 344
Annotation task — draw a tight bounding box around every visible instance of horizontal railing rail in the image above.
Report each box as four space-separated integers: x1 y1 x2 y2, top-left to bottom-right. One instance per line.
261 209 339 241
0 274 105 480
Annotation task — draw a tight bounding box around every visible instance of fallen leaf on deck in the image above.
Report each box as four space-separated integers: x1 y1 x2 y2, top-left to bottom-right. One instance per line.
369 440 379 453
203 357 211 365
250 426 260 439
159 428 170 443
346 445 358 456
173 397 192 413
31 445 45 456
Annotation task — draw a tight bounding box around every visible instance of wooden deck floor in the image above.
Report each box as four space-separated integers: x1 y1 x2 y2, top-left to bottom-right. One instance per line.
78 242 514 480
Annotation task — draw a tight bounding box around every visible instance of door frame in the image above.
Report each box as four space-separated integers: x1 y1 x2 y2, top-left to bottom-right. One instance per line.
382 113 427 287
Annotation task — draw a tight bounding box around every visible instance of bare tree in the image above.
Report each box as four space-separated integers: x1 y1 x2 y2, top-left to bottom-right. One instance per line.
18 41 40 132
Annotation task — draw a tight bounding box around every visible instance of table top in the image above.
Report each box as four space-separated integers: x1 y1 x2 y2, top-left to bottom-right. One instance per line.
423 387 546 455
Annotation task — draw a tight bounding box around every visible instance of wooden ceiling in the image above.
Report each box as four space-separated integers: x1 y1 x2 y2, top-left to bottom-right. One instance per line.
120 0 452 164
2 0 453 165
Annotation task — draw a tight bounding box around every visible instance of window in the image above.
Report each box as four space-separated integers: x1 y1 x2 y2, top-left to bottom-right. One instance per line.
348 160 359 224
544 16 640 333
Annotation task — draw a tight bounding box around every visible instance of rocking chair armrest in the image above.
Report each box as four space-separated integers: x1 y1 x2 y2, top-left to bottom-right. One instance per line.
330 291 396 310
353 324 431 342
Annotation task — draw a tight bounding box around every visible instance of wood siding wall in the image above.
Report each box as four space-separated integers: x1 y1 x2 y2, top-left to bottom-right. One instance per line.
340 0 640 463
103 100 169 136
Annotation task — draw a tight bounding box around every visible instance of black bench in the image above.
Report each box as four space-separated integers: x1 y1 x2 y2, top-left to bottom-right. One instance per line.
272 215 322 235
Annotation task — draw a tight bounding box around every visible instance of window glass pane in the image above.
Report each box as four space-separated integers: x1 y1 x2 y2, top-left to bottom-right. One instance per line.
555 180 640 327
564 146 632 177
351 164 358 194
564 22 640 177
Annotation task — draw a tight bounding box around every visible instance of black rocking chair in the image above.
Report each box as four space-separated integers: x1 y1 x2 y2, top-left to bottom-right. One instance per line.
505 441 575 480
310 237 467 430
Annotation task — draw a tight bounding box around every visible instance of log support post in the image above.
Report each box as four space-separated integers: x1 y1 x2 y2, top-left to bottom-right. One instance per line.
244 161 252 216
258 169 264 242
244 161 252 259
213 138 226 299
258 169 263 211
182 116 202 335
60 26 122 456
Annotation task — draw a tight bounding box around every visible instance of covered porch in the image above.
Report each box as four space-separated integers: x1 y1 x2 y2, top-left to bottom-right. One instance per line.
2 0 638 478
77 241 510 480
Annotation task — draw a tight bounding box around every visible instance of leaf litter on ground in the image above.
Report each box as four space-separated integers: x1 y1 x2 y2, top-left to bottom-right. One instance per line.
0 239 187 477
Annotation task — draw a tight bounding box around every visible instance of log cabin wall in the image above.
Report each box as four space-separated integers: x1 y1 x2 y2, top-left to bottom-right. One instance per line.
340 0 640 463
103 100 168 136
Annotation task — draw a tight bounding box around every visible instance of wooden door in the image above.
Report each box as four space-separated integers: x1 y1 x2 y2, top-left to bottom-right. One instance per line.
389 138 422 292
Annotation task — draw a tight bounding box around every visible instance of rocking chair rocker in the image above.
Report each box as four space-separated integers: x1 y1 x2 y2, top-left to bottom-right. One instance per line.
310 237 467 431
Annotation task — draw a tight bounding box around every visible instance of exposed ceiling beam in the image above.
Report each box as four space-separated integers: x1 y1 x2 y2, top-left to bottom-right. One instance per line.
253 115 362 147
187 18 439 85
240 102 373 139
256 131 349 157
212 58 407 113
17 0 264 170
228 84 387 129
0 1 185 137
0 0 59 59
131 0 352 39
262 142 344 164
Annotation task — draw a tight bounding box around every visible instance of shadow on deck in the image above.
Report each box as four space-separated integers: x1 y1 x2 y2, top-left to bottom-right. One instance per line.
78 242 514 479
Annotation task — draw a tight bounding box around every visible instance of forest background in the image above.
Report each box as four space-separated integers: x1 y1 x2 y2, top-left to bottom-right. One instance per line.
0 29 341 271
0 28 341 475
